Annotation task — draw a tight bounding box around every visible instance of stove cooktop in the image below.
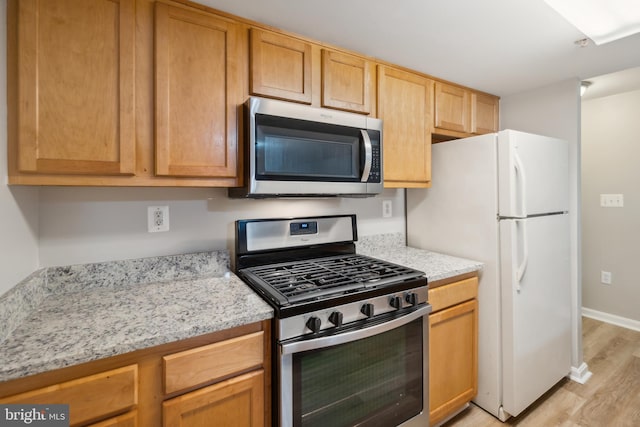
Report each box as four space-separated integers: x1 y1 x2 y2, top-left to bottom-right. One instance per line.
239 254 425 307
234 215 428 318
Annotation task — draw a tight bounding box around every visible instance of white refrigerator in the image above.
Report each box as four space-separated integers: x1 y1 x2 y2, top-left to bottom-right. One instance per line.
407 130 571 421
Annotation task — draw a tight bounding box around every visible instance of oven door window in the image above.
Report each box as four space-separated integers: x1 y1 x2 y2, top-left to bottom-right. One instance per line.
292 318 423 427
255 114 365 182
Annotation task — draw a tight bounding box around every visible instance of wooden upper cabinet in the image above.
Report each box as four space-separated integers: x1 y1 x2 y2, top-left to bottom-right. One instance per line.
321 49 373 114
16 0 135 175
155 3 240 178
434 82 471 133
472 92 499 134
250 28 312 104
378 65 433 188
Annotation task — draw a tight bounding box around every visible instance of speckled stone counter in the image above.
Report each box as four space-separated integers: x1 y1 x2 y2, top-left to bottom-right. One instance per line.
0 252 273 383
1 235 481 384
357 233 483 283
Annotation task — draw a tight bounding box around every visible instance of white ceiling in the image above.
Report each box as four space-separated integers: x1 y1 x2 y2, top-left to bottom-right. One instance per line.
198 0 640 97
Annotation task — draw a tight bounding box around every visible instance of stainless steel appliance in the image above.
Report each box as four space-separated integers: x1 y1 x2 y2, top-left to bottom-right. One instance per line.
234 215 431 427
228 97 383 198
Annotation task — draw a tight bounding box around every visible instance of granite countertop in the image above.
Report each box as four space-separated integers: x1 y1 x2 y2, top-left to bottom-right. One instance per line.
0 251 273 383
357 234 484 284
0 234 482 384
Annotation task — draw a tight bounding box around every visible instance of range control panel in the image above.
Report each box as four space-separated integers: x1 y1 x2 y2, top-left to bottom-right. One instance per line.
277 286 429 341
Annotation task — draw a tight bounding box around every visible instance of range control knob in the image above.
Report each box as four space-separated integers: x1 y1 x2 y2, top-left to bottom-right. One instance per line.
405 292 418 306
329 311 344 327
306 316 322 333
389 296 402 309
361 303 375 318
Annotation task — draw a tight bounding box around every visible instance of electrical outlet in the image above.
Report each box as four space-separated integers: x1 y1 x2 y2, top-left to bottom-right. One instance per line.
148 206 169 232
382 200 393 218
600 194 624 207
601 270 612 285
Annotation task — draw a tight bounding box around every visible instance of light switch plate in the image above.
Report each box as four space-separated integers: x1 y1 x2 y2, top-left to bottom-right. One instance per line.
600 194 624 207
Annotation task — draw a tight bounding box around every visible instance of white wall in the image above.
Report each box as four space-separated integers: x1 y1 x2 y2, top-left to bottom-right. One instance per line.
37 187 405 267
0 0 39 295
581 89 640 323
500 78 586 375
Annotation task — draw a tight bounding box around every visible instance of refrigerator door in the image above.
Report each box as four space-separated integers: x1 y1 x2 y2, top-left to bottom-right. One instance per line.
498 130 569 217
499 214 571 417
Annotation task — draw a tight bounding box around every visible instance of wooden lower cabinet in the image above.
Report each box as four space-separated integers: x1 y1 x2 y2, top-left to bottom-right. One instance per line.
428 276 478 425
0 321 270 427
89 411 137 427
163 370 264 427
0 365 138 426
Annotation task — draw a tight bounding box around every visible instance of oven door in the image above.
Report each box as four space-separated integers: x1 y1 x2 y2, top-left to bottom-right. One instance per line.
279 305 431 427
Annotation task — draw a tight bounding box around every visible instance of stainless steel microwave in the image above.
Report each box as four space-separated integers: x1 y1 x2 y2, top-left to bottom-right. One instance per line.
229 97 383 198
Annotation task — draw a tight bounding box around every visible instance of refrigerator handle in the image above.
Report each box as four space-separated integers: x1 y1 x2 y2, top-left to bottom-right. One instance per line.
516 219 529 289
513 150 528 217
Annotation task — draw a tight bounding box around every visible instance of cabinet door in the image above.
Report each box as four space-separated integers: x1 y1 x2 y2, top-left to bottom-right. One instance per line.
378 65 433 188
472 93 499 134
434 82 471 133
155 3 239 178
250 28 312 104
16 0 135 175
429 299 478 425
163 370 264 427
321 49 373 114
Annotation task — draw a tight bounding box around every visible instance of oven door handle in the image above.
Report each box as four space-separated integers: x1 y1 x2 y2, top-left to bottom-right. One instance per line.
280 304 432 355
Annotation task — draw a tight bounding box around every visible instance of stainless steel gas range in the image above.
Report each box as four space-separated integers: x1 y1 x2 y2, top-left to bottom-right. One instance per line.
234 215 431 427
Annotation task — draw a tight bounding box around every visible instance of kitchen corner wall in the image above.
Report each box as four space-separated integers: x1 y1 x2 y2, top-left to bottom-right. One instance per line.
37 187 405 268
581 89 640 324
0 0 39 296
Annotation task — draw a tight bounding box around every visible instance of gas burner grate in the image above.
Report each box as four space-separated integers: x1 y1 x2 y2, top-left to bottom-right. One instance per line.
240 254 425 304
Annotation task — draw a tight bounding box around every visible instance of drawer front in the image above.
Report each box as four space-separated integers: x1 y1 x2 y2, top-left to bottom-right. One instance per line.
0 365 138 426
429 276 478 312
88 411 137 427
163 331 264 395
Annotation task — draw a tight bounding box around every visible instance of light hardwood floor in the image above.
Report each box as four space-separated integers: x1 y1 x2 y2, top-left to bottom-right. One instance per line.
443 317 640 427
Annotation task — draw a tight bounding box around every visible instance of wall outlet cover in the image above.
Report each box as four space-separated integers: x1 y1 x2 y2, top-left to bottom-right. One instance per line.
148 206 170 232
382 200 393 218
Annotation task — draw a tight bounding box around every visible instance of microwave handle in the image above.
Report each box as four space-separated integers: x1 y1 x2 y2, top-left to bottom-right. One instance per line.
360 129 372 182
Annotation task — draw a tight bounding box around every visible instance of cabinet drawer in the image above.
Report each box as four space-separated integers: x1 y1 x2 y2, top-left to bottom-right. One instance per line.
0 365 138 426
88 411 137 427
429 276 478 312
163 331 264 395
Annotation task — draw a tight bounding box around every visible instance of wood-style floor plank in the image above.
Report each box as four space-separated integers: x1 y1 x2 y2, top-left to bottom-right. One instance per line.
442 318 640 427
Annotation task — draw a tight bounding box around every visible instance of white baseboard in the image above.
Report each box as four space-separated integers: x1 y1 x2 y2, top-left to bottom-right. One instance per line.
569 362 592 384
582 307 640 332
